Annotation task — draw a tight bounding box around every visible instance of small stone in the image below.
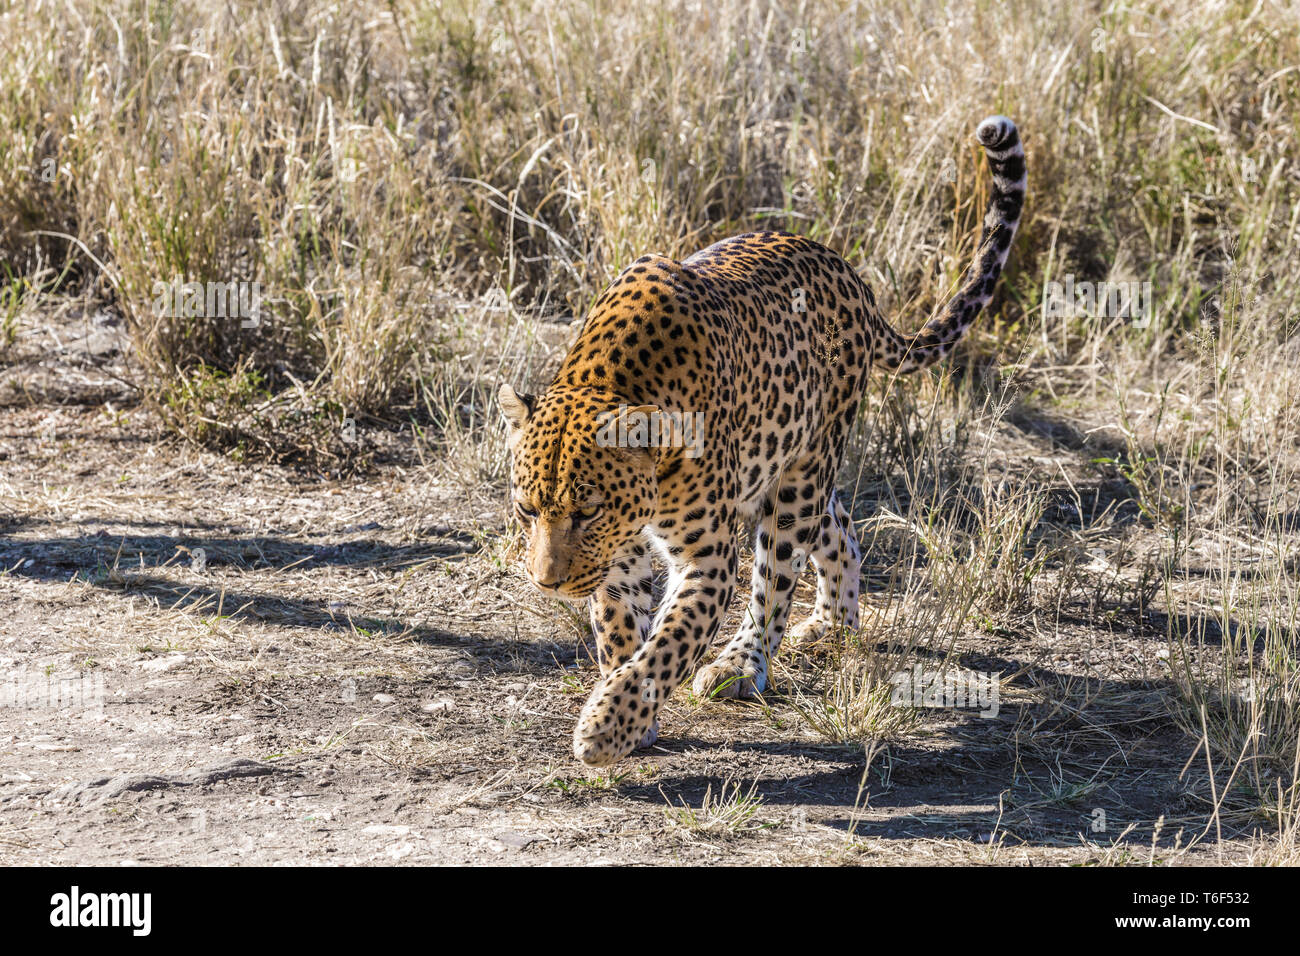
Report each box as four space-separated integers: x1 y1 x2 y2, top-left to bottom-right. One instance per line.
372 693 395 705
138 654 188 673
494 832 540 849
363 825 410 836
422 699 455 714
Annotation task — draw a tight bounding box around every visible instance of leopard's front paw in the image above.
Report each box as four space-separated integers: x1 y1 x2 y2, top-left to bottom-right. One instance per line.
572 713 658 766
572 673 660 767
692 656 766 700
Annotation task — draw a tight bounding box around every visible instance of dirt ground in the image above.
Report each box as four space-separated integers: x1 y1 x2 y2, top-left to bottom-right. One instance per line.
0 314 1276 866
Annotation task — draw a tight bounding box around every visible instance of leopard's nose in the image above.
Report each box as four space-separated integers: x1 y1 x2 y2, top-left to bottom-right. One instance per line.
533 570 568 589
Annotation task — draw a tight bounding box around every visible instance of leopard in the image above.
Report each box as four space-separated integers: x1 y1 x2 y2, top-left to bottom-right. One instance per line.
498 115 1026 766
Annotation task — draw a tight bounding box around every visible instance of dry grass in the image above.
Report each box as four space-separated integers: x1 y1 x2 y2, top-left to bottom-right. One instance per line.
663 778 771 836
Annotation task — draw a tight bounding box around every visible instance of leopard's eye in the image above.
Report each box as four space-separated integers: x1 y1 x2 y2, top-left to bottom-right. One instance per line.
575 504 602 521
515 502 538 521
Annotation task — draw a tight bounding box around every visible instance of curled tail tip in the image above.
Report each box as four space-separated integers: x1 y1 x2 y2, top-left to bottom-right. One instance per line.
976 115 1019 152
878 114 1025 375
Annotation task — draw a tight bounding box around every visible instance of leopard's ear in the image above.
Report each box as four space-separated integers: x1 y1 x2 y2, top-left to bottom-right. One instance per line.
498 384 535 432
609 404 662 467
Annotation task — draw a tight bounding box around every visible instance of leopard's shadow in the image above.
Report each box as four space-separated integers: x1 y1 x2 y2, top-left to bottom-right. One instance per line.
616 658 1248 848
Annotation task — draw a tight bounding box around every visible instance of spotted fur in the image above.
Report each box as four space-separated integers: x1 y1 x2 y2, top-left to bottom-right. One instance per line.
499 116 1026 766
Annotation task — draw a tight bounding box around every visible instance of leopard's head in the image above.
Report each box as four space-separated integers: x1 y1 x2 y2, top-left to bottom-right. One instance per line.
498 384 658 600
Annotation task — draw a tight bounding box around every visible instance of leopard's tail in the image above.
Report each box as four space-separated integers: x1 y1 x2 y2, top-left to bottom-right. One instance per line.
876 116 1025 374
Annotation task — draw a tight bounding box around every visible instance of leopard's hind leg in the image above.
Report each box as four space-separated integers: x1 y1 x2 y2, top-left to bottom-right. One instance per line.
786 490 861 646
692 459 831 699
